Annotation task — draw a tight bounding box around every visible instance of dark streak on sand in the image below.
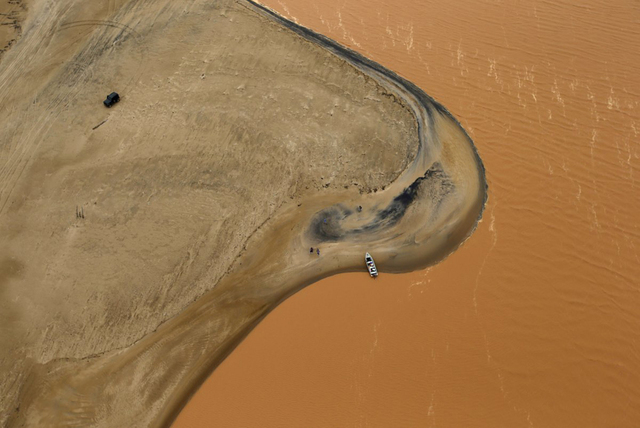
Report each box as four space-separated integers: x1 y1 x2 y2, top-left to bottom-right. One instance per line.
310 162 455 242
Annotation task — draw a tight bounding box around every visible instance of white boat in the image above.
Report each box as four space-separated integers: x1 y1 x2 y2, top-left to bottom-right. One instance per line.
365 252 378 278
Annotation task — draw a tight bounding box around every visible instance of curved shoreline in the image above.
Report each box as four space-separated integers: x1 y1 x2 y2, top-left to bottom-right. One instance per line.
245 0 487 186
9 1 487 426
243 0 487 257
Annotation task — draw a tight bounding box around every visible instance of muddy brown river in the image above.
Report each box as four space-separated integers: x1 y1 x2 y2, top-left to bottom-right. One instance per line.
174 0 640 426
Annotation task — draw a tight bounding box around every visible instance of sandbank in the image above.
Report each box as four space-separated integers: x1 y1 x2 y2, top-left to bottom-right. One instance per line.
0 0 485 426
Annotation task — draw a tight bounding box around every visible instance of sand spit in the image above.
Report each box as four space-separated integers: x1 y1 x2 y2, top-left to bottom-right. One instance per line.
0 0 485 426
174 0 640 426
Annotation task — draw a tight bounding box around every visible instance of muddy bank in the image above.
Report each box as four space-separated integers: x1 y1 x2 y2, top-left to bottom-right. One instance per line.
0 0 485 426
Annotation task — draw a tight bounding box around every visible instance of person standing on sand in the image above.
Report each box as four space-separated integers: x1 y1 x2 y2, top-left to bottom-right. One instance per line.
310 247 314 253
317 248 320 256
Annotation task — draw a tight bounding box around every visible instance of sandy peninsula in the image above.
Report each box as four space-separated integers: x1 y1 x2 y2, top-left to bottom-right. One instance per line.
0 0 486 426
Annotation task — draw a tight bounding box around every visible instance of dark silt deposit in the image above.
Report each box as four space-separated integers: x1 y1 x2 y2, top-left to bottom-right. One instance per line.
309 162 455 243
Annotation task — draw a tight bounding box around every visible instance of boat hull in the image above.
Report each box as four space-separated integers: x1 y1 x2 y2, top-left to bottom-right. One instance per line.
365 252 378 277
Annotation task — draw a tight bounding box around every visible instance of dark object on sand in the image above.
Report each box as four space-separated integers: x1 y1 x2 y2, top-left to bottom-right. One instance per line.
357 205 362 212
316 248 320 255
310 247 314 253
103 92 120 108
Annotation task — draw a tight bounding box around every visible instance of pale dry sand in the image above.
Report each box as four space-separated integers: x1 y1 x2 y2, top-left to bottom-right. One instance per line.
0 0 485 426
